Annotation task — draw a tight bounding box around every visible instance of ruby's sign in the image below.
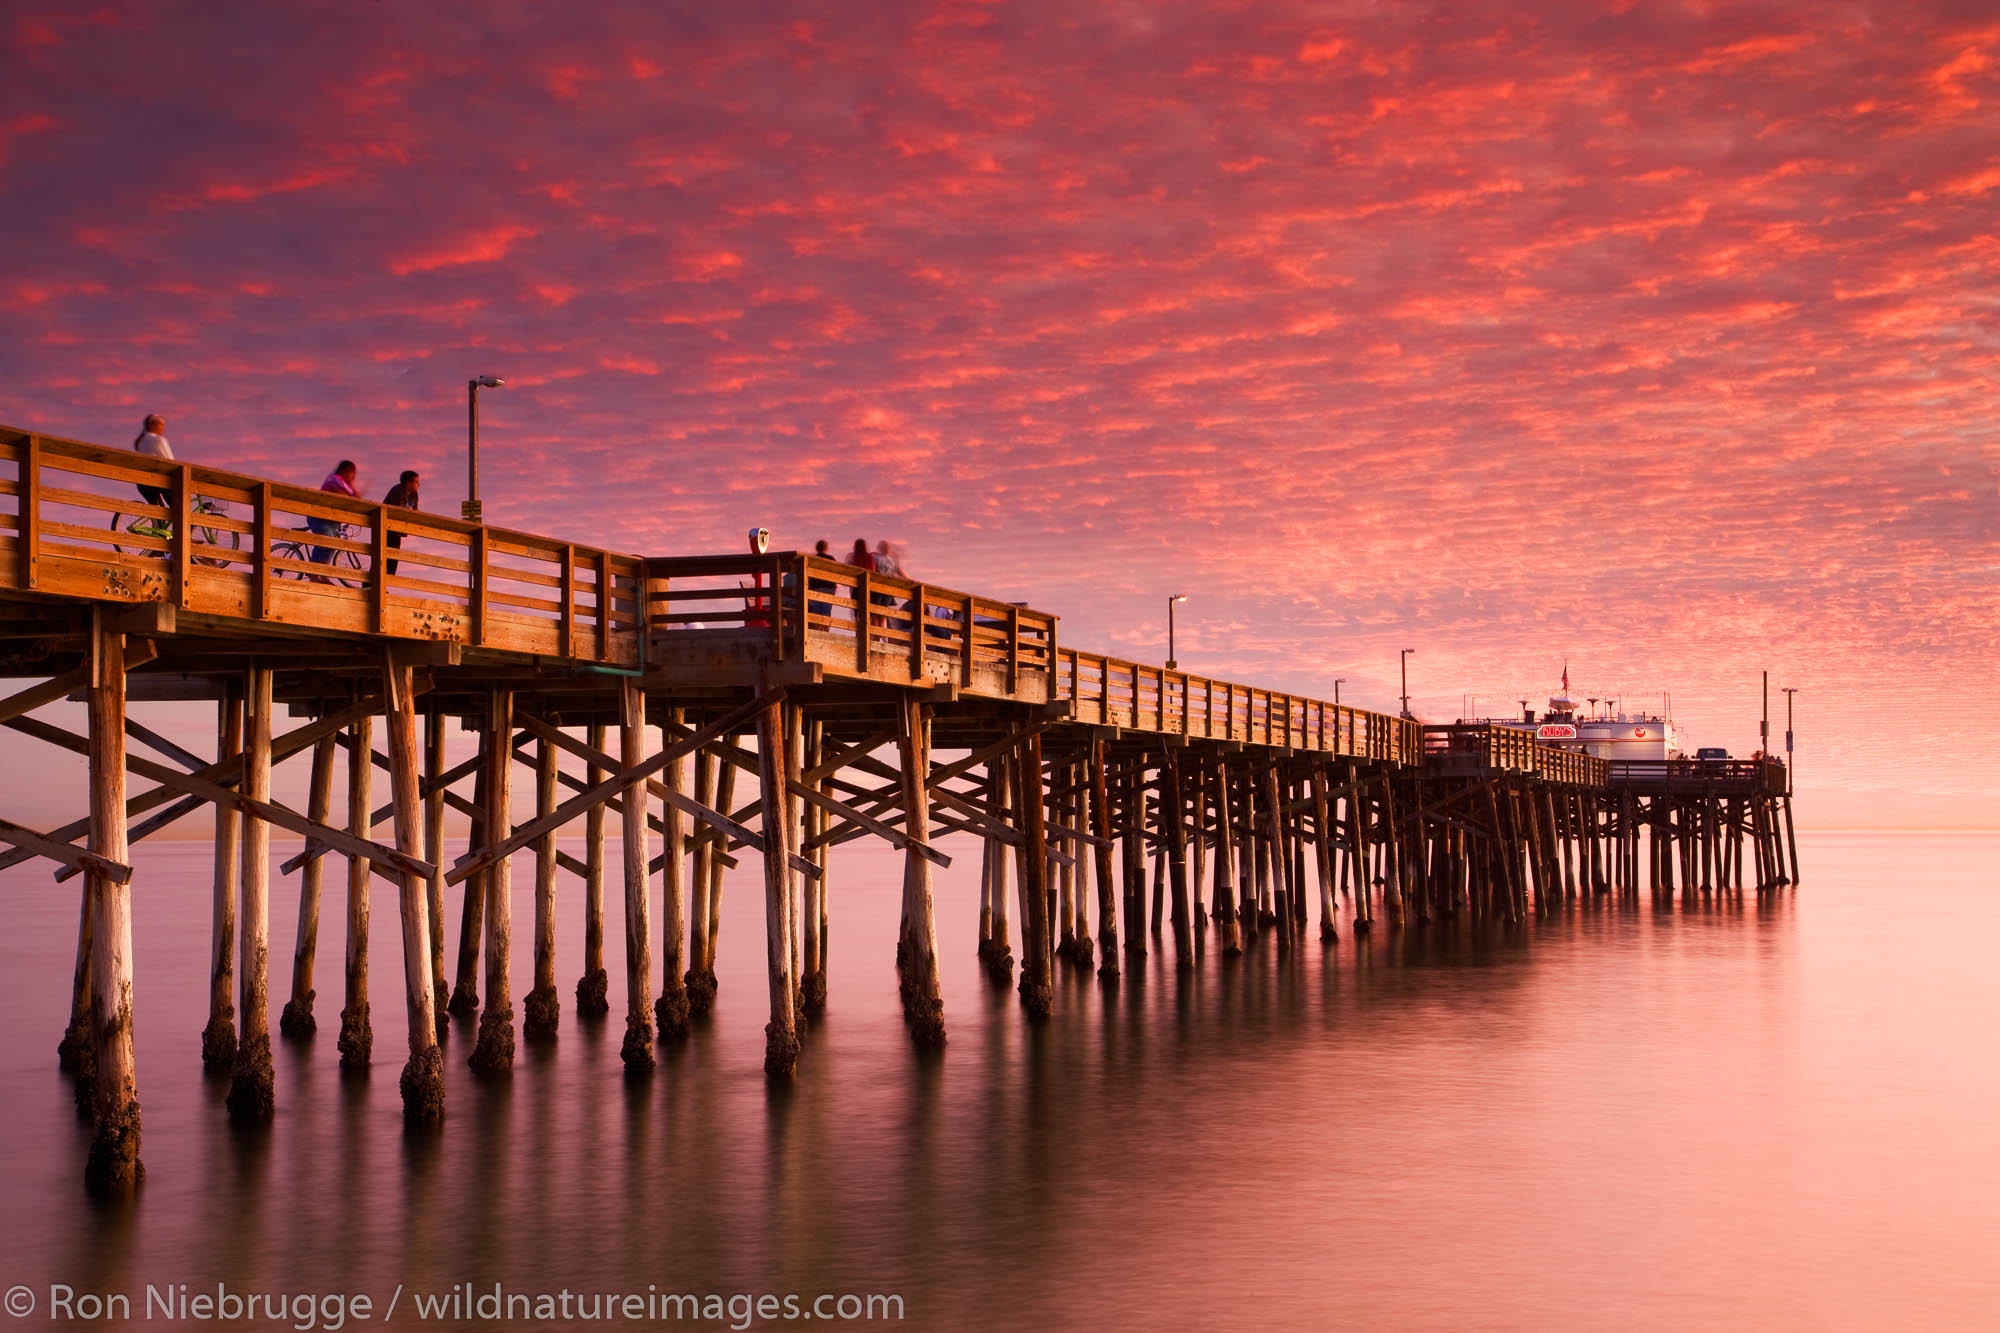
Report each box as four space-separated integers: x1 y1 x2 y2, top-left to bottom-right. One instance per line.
1536 724 1578 741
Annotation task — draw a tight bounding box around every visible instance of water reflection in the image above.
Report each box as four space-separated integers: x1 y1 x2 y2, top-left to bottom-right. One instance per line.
2 839 1996 1330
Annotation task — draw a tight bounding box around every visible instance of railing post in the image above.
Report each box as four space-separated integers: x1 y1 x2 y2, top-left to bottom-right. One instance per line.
1006 604 1020 695
368 507 387 634
907 581 924 678
252 483 272 620
961 594 974 687
171 462 193 606
559 545 575 660
18 435 38 590
856 569 871 671
470 526 489 648
596 551 612 660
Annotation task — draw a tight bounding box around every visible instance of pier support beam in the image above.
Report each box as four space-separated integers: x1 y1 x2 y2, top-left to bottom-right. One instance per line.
1015 728 1054 1018
756 693 800 1076
655 708 692 1039
1164 751 1194 970
205 684 245 1067
1213 759 1241 956
225 662 275 1121
897 697 944 1045
423 705 448 1025
684 745 717 1015
447 750 487 1018
799 718 828 1017
619 679 655 1073
1090 739 1120 977
337 715 374 1070
469 687 516 1074
576 721 610 1015
83 619 141 1194
523 734 560 1039
279 730 331 1042
382 653 444 1120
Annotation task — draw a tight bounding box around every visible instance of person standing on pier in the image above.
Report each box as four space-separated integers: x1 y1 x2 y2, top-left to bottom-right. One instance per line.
381 470 419 577
132 414 173 507
309 460 360 567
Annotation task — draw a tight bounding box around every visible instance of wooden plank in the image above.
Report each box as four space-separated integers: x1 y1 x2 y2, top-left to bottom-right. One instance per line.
0 816 132 882
369 513 387 633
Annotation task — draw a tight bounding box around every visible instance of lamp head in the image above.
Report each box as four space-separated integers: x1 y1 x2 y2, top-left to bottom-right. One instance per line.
1171 593 1188 603
471 375 505 389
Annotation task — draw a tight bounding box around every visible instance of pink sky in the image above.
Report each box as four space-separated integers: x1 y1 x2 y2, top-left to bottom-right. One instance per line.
2 2 1995 828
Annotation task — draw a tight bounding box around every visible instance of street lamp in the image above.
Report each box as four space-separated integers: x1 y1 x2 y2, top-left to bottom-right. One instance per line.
1781 686 1798 796
466 375 505 522
1166 594 1187 670
1334 678 1345 708
1399 647 1415 719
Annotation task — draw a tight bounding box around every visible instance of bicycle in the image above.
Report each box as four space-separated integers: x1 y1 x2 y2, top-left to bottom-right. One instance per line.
108 494 241 567
271 528 365 588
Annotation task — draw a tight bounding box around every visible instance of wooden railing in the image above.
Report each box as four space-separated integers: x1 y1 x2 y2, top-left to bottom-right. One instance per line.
645 553 1060 698
1608 759 1788 794
0 427 645 663
1052 648 1423 763
1423 724 1608 786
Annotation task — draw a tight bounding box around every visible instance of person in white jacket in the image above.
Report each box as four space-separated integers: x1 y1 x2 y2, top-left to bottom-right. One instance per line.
132 413 173 507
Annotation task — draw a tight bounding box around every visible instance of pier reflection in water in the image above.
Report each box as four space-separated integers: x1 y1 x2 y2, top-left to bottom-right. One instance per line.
3 832 1995 1331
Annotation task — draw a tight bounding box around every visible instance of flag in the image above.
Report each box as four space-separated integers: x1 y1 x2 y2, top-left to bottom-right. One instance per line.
1561 661 1569 693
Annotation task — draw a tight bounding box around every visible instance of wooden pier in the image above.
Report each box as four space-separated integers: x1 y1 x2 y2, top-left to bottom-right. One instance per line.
0 425 1800 1195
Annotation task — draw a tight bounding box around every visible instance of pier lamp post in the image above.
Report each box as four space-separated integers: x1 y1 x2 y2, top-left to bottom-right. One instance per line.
466 375 505 523
1782 686 1798 796
1166 594 1187 670
1399 647 1415 719
1334 678 1344 708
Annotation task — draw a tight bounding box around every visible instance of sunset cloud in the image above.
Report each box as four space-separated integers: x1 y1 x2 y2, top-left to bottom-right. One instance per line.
0 0 1995 825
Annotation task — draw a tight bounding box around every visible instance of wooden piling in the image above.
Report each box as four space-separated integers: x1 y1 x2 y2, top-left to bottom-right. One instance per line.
337 714 374 1070
577 721 610 1015
1213 758 1241 955
225 662 275 1120
897 697 944 1045
82 619 141 1194
1164 751 1194 970
382 653 444 1121
1122 757 1148 955
206 684 245 1066
279 730 331 1043
1090 739 1120 978
984 755 1016 982
684 744 717 1015
424 704 448 1024
1313 767 1337 941
756 693 800 1076
1015 727 1054 1018
798 716 826 1017
469 687 516 1074
704 753 734 988
618 679 655 1073
447 748 487 1017
656 708 692 1036
523 733 560 1039
1261 763 1291 948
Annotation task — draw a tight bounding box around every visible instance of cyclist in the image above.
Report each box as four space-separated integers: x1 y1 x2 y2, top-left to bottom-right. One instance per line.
133 414 173 509
309 460 360 567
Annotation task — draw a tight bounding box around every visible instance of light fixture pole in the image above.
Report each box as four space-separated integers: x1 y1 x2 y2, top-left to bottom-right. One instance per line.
1781 686 1798 796
1334 678 1345 708
466 375 504 522
1399 647 1415 719
1761 670 1770 759
1166 593 1187 670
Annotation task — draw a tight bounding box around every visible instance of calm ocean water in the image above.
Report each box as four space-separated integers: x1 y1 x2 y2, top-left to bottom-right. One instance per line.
1 830 1995 1331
